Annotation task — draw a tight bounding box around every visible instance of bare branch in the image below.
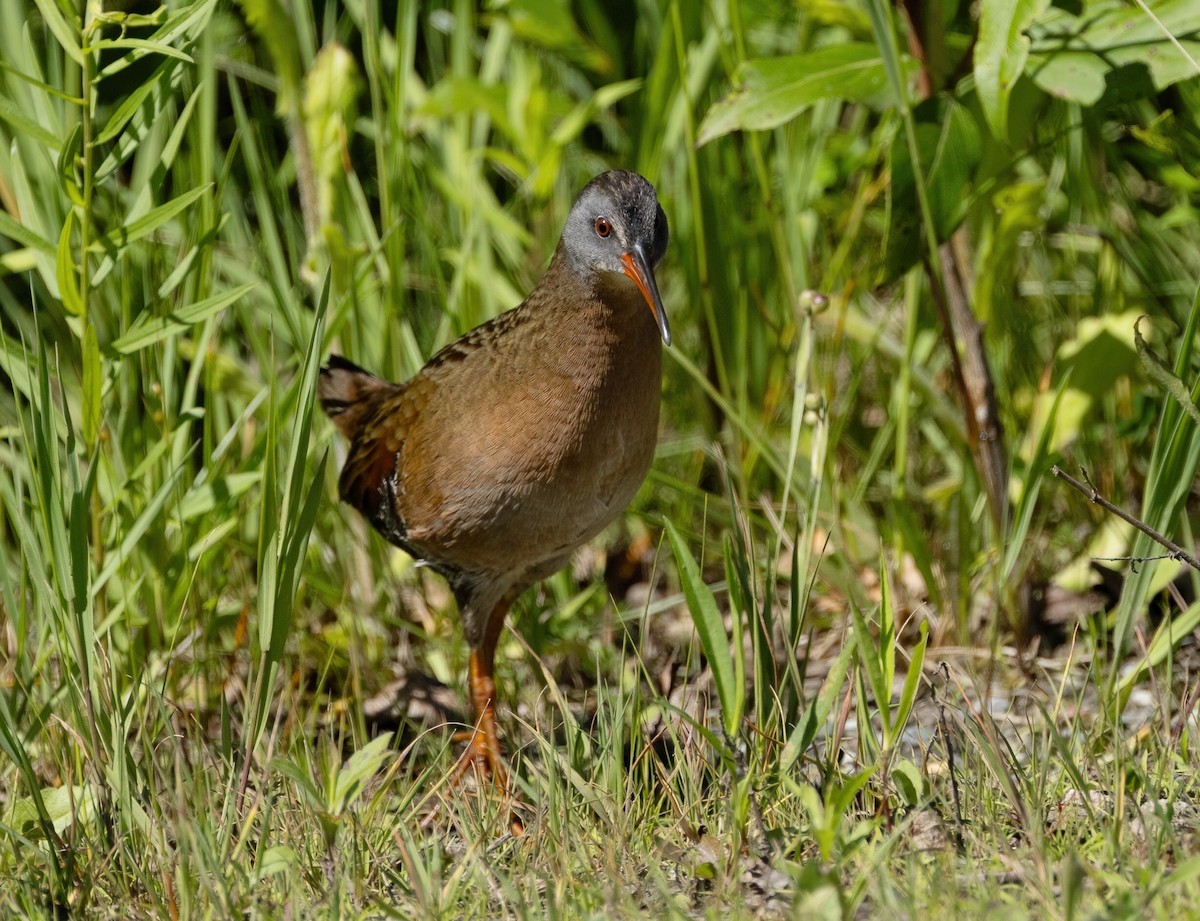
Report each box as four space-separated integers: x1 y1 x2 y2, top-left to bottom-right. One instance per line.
1050 465 1200 573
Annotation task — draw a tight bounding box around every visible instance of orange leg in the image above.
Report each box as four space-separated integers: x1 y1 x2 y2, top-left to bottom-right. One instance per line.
458 599 510 791
422 601 525 834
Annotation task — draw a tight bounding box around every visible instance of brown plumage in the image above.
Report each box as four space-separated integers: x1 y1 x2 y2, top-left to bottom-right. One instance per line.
318 170 670 808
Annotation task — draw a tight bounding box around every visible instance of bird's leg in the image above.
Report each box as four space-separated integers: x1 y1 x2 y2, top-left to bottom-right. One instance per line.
458 599 509 790
422 600 524 834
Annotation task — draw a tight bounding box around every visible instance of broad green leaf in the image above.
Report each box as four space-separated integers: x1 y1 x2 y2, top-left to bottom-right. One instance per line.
1027 0 1200 105
665 520 740 739
333 733 393 814
9 784 98 837
110 283 253 354
698 44 910 146
501 0 610 71
1025 310 1143 455
883 94 982 281
255 845 297 880
975 0 1049 141
891 759 925 806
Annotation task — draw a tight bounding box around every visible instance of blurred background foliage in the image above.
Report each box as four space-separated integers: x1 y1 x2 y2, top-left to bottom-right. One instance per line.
2 0 1200 913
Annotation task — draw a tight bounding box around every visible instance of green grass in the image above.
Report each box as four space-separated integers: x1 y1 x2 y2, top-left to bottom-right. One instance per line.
4 0 1200 917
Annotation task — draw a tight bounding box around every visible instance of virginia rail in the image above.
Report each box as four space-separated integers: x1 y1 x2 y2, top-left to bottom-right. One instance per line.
318 170 670 807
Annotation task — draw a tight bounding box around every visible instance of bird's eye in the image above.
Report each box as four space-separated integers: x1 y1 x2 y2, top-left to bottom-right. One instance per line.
594 217 612 238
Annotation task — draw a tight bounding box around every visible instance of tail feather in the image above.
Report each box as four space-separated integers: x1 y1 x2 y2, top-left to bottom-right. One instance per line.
318 355 408 532
318 354 396 441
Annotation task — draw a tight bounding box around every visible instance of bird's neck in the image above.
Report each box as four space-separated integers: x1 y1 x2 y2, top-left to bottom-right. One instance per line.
536 250 660 346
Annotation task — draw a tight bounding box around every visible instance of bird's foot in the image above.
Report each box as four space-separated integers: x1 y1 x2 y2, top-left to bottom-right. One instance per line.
417 726 525 836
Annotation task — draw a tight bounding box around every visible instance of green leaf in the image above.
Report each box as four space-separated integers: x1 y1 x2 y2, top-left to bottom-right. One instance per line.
89 38 194 65
236 0 302 112
55 210 81 316
94 58 190 182
1136 314 1200 426
56 123 82 205
91 462 188 600
30 0 83 65
781 630 856 772
1119 601 1200 692
271 756 323 808
177 471 262 521
698 44 907 146
110 283 254 354
850 602 891 737
1027 309 1143 455
1027 0 1200 106
94 56 180 147
0 208 54 255
89 184 211 255
500 0 611 71
333 733 393 814
892 620 928 749
975 0 1049 141
1108 286 1200 694
665 521 740 739
883 94 982 282
0 92 61 149
891 759 925 806
81 324 101 445
256 845 297 880
10 784 98 837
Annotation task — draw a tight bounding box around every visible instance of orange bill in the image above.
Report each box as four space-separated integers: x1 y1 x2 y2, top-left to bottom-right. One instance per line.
620 244 671 346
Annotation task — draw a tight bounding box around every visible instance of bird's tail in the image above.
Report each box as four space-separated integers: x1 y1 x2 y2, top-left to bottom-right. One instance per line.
317 354 398 441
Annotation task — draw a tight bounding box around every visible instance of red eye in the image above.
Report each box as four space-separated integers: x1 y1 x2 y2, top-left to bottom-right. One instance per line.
594 217 611 238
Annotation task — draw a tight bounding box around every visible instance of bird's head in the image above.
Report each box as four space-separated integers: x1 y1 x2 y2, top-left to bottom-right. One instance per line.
559 170 671 346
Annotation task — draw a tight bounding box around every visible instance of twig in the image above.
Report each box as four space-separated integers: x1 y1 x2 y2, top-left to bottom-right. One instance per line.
1051 465 1200 573
935 663 966 853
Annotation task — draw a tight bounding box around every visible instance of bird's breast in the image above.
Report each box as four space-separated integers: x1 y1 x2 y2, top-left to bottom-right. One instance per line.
398 305 663 573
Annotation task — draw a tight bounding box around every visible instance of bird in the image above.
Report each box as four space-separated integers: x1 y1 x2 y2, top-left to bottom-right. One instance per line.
317 169 670 811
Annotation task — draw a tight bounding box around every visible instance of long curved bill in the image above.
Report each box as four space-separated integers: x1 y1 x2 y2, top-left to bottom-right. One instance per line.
620 244 671 347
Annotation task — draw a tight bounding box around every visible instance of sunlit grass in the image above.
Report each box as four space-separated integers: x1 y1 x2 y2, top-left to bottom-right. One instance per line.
3 0 1200 917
